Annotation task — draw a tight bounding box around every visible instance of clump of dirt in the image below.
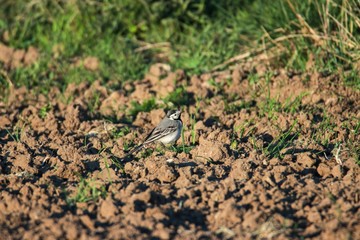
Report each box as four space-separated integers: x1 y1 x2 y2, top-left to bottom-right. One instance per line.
0 43 39 69
0 62 359 239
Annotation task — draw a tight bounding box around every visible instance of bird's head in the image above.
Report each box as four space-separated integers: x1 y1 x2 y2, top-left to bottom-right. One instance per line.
166 109 181 120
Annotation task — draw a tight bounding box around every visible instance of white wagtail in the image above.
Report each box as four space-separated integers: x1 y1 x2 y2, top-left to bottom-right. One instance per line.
123 109 183 158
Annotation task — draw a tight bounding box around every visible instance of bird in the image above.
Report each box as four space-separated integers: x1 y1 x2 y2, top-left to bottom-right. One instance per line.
123 109 183 159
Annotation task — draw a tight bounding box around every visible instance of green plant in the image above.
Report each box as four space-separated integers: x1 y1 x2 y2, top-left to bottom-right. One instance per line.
190 114 196 145
102 158 113 183
258 91 308 118
83 134 88 147
234 119 256 140
6 126 23 142
164 86 191 106
282 92 308 114
248 73 260 85
342 70 360 90
139 147 154 158
225 100 254 114
39 104 52 119
195 155 223 165
122 139 135 152
264 120 299 159
258 97 282 119
170 144 194 154
67 177 107 205
128 98 157 118
111 126 131 140
341 118 360 165
87 92 101 114
311 112 337 147
230 139 238 151
207 78 224 94
109 156 125 174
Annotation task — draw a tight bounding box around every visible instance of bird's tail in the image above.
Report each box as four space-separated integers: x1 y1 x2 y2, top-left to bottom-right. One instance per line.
122 144 144 160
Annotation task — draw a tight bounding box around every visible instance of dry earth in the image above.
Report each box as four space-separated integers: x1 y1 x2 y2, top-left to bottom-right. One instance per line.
0 48 360 239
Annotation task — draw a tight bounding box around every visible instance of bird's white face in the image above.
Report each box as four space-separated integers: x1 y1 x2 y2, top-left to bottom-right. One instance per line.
168 110 181 120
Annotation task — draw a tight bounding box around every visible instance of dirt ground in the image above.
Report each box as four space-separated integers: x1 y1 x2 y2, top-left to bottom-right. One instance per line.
1 54 360 239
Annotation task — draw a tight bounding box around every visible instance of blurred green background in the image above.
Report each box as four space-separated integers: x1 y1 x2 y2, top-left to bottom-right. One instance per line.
0 0 359 94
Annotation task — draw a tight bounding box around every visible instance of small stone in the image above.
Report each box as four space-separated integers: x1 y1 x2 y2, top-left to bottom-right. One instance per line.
194 137 226 162
149 63 170 77
297 153 316 167
307 209 322 223
99 197 118 219
83 56 99 71
304 224 319 236
326 218 339 231
157 165 177 183
80 215 95 231
24 46 39 65
317 163 331 177
65 223 78 240
331 165 342 178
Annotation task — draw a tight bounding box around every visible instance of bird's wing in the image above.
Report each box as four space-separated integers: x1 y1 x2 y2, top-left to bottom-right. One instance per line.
143 120 178 144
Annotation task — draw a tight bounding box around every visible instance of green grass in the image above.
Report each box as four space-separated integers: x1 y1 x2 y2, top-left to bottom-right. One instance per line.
128 97 157 119
86 92 101 115
234 119 256 140
0 0 358 98
110 126 131 140
264 120 299 159
282 92 308 114
5 125 23 142
39 104 52 119
190 114 196 146
139 147 154 159
258 91 309 119
122 139 135 153
67 176 107 205
102 158 114 183
109 155 125 174
342 69 360 90
341 118 360 164
224 100 255 114
208 78 225 95
164 86 192 106
311 111 337 147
